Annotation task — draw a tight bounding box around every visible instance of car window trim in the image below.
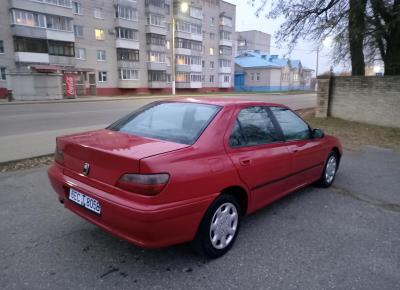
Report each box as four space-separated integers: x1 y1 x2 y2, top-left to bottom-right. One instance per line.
268 106 313 143
228 105 285 149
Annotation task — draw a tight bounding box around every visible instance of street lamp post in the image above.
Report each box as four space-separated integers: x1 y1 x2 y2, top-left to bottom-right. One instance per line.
171 2 189 96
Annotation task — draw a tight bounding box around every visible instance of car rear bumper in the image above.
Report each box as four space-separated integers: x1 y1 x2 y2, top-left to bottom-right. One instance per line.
47 163 217 248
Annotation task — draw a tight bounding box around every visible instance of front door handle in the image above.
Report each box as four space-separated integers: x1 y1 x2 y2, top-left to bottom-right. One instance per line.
239 159 252 166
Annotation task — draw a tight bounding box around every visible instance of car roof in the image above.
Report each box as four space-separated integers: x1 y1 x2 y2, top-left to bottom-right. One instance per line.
166 97 290 109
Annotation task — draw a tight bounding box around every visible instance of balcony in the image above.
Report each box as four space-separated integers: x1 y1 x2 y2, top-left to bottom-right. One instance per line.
49 55 75 66
176 81 202 89
145 3 166 14
148 81 167 89
219 67 232 74
118 79 140 88
176 64 191 72
46 30 75 42
147 43 166 52
11 0 73 18
190 64 202 72
117 60 139 69
146 25 167 35
15 52 50 63
115 18 139 30
219 39 233 47
116 39 140 50
175 47 191 56
11 25 74 42
147 62 167 71
115 0 137 7
219 81 231 88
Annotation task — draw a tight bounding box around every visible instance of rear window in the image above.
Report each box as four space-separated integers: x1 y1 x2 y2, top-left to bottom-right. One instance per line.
108 102 220 145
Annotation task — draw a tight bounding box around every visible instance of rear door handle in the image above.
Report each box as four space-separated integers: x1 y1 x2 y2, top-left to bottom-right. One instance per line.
239 159 252 166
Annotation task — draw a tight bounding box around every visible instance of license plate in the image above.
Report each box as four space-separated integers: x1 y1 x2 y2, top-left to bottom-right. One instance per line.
69 188 101 215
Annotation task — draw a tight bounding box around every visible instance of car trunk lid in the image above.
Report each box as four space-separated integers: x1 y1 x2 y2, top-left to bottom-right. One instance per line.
58 129 188 185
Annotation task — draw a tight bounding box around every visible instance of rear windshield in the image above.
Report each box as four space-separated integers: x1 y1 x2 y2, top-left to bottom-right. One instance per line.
108 102 221 145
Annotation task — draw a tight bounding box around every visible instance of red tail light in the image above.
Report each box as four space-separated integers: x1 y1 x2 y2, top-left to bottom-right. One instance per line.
116 173 170 196
54 143 64 165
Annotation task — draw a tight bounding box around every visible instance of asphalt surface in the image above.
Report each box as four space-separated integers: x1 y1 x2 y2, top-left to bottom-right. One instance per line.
1 146 399 290
0 93 316 162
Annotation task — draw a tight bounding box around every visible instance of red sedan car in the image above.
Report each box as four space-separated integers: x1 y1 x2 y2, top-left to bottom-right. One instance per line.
48 98 342 258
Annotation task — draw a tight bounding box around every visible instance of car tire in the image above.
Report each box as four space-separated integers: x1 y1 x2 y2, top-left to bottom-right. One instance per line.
192 194 241 259
318 151 339 188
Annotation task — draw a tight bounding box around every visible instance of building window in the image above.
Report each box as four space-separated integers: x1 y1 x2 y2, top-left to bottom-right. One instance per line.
220 30 231 41
165 40 170 50
190 7 202 19
210 61 214 68
94 8 103 19
148 70 166 82
46 15 73 31
148 51 165 63
219 46 232 56
119 68 139 80
224 75 230 82
219 59 231 68
209 75 214 83
48 40 74 56
210 17 214 25
209 47 214 55
116 27 137 40
116 6 137 21
97 50 106 61
14 36 48 53
175 20 201 34
0 68 6 81
76 48 85 60
72 2 81 14
98 71 107 82
145 0 165 8
176 55 201 65
210 32 214 40
74 25 83 37
256 73 260 81
220 16 233 27
251 73 255 81
95 29 104 40
117 49 139 61
12 10 46 28
117 48 139 61
147 14 164 26
146 33 166 46
0 40 4 53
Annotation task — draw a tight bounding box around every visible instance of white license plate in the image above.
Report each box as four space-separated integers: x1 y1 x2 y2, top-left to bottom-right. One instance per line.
69 188 101 214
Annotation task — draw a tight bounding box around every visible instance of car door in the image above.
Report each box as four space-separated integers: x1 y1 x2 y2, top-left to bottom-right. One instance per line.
269 107 326 190
225 106 292 213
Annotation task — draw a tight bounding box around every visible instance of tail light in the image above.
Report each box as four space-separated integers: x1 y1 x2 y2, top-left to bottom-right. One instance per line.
116 173 170 196
54 143 64 165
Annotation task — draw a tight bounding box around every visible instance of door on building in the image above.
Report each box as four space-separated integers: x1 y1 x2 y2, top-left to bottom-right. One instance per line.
234 74 245 91
88 73 96 95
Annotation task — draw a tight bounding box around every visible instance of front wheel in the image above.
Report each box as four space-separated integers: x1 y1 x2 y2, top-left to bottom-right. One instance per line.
318 151 339 188
193 194 241 258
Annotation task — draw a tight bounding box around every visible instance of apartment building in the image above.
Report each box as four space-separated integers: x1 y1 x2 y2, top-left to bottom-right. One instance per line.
236 30 271 56
0 0 236 98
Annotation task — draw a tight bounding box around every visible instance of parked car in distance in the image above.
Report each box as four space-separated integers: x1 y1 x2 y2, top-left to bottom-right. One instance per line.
48 98 342 258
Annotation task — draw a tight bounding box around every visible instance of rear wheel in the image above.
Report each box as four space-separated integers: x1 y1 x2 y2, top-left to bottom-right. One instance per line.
193 194 241 258
318 151 339 188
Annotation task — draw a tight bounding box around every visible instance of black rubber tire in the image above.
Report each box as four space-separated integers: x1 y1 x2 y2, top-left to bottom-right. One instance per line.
318 151 339 188
192 194 241 259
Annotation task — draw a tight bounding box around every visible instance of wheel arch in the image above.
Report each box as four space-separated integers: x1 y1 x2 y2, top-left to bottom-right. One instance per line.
220 185 249 215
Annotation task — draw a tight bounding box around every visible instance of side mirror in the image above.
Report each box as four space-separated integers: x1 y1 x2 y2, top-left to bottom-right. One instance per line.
312 128 325 139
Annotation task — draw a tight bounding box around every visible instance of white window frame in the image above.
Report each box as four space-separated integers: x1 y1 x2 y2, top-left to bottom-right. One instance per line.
0 67 6 81
96 50 106 61
76 48 86 60
94 8 103 19
119 68 139 80
97 71 107 82
72 2 82 14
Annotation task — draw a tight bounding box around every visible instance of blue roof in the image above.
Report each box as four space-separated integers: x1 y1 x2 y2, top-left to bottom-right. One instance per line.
235 51 302 70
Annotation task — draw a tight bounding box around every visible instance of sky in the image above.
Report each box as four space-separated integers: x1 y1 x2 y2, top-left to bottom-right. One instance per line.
225 0 339 75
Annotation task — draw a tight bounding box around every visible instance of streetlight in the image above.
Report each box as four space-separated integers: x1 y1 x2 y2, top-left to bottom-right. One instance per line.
315 36 333 91
172 2 189 95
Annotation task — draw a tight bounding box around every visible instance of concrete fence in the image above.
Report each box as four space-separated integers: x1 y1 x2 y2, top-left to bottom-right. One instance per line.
316 76 400 128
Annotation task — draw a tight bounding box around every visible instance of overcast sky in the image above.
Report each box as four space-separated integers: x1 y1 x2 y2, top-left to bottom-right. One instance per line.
225 0 342 75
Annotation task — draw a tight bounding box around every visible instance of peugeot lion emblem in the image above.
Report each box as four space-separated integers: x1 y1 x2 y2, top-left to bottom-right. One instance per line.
82 162 90 176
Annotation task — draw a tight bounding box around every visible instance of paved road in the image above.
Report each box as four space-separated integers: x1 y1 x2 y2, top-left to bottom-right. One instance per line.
1 146 399 289
0 94 316 162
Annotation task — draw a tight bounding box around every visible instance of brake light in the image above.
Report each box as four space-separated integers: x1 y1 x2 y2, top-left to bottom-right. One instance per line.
54 143 64 165
116 173 170 196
